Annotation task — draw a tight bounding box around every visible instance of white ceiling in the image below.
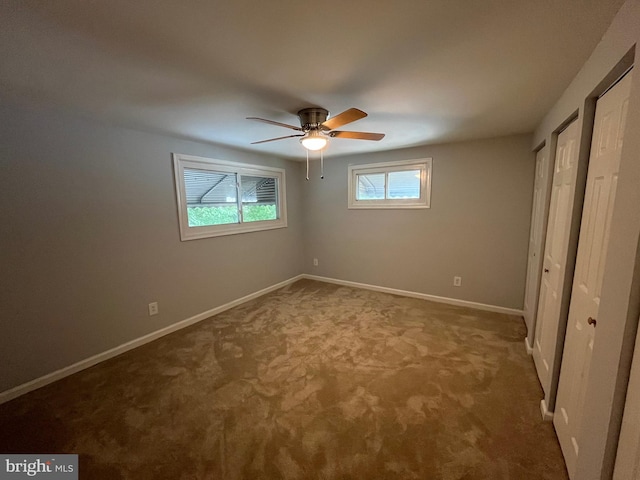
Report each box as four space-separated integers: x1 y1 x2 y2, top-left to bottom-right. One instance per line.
0 0 625 159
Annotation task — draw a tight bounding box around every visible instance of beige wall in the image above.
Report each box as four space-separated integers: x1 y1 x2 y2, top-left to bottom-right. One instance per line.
0 102 305 393
532 0 640 478
302 134 535 310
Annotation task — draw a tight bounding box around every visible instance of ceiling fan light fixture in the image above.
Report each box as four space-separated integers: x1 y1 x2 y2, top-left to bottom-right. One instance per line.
247 107 384 152
300 131 328 151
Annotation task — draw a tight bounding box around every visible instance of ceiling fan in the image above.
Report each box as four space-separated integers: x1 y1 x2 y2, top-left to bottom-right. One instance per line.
247 107 385 151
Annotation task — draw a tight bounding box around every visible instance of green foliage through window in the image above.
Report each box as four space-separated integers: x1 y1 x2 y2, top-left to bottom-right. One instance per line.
187 206 238 227
187 204 276 227
243 204 277 222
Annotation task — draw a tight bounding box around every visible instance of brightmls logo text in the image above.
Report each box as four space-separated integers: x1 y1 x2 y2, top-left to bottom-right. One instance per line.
1 455 77 479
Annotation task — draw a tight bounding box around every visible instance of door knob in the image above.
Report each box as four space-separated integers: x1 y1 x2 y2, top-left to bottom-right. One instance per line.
588 317 597 327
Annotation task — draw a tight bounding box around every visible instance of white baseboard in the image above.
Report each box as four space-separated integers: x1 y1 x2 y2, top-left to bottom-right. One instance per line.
0 274 304 405
1 273 522 405
540 399 554 422
525 337 534 355
302 274 524 316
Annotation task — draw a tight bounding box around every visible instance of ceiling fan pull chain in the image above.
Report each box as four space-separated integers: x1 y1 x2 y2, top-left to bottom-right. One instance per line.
306 150 310 180
320 150 324 179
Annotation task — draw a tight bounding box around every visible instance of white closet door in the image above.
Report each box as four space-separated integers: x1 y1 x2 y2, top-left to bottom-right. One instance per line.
533 120 579 399
524 145 549 352
554 70 632 479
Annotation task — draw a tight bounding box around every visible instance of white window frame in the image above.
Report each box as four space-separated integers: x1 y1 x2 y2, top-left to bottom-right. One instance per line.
348 158 432 209
173 153 287 241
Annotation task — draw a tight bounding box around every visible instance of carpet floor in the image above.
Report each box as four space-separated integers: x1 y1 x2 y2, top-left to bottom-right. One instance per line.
0 279 568 479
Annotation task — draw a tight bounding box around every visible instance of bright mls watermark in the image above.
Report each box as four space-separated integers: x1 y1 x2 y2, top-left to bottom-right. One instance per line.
1 455 77 479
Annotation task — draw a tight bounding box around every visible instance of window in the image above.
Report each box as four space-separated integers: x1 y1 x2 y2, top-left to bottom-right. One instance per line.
173 154 287 240
348 158 432 209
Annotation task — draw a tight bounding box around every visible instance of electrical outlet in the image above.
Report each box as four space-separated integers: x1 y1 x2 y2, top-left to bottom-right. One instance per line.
453 276 462 287
148 302 159 316
313 258 319 267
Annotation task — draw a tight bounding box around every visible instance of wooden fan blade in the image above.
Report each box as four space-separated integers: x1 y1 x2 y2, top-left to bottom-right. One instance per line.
321 108 367 130
251 134 304 144
330 131 385 141
246 117 302 131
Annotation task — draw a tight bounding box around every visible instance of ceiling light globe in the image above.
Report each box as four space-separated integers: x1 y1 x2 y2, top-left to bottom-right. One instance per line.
301 135 328 151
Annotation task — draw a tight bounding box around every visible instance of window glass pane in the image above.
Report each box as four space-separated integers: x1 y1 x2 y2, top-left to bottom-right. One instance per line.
241 175 278 222
357 173 386 200
174 154 287 240
183 168 239 226
388 170 421 199
348 159 430 209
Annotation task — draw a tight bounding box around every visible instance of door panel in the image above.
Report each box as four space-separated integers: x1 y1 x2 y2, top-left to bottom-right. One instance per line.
554 71 632 479
533 120 579 397
524 146 549 348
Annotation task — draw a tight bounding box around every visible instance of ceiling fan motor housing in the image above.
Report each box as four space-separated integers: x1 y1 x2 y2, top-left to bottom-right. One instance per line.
298 108 329 131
